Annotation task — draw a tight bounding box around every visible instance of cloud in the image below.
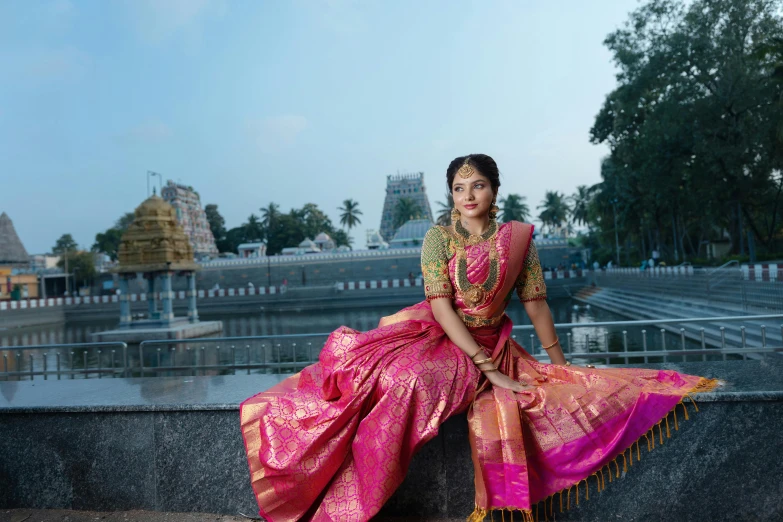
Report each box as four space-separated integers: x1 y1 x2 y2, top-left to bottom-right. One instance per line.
123 0 228 44
247 115 310 155
47 0 73 18
118 121 173 144
296 0 370 34
23 46 90 83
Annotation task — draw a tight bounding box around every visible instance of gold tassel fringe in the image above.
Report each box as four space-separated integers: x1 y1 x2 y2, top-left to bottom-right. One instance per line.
513 377 718 521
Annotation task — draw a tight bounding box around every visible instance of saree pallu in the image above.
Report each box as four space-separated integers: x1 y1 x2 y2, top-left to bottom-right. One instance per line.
466 320 719 522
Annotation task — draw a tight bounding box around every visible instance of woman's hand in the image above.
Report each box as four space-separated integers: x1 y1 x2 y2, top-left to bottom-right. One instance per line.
482 368 534 393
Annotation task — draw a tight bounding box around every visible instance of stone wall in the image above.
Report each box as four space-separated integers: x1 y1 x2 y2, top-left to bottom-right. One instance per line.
1 360 781 520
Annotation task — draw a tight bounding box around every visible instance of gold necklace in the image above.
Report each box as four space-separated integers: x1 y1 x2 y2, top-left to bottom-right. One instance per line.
451 220 500 308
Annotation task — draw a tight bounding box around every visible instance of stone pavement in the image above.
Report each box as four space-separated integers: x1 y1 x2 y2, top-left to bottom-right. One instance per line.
0 510 460 522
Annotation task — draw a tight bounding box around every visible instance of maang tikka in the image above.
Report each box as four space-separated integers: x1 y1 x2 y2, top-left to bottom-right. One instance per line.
457 158 474 179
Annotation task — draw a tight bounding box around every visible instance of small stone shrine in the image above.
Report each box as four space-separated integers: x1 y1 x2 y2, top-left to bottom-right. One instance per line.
91 192 222 342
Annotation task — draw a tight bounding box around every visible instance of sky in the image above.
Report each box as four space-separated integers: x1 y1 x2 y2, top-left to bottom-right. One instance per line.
0 0 639 254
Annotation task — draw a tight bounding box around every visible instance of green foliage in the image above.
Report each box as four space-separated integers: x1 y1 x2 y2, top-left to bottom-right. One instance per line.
435 192 454 226
114 212 136 231
56 251 96 288
52 234 78 254
537 191 571 235
332 229 353 249
587 0 783 264
338 199 363 230
499 194 530 223
204 204 227 244
393 198 423 230
92 228 123 261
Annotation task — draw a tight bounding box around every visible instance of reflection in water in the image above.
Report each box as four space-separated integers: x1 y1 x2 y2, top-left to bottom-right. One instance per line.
0 299 730 380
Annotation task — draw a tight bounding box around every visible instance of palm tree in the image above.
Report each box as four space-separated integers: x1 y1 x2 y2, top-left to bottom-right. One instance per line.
537 191 571 237
338 199 363 232
243 214 264 242
435 192 453 226
259 203 280 228
569 185 594 228
498 194 530 223
393 198 423 230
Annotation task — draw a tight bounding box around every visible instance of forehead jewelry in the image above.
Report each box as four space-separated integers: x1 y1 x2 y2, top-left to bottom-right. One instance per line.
457 159 474 179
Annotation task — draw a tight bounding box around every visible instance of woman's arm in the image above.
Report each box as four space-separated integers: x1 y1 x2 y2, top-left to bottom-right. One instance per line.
430 298 530 392
523 299 567 365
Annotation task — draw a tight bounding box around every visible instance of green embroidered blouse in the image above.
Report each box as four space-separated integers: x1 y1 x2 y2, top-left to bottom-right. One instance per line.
420 226 547 303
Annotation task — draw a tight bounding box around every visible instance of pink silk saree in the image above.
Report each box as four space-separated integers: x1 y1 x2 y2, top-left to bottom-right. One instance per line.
240 221 718 522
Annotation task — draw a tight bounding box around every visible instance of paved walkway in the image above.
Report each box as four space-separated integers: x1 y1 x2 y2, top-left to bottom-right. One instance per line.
0 510 459 522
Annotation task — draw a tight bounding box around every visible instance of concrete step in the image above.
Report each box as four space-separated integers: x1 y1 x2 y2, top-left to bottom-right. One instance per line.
574 288 782 358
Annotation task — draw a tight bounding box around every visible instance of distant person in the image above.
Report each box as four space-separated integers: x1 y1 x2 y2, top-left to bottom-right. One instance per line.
239 153 718 521
649 257 655 268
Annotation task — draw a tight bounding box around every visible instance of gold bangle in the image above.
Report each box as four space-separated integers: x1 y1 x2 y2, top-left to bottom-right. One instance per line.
471 346 488 360
473 358 493 366
542 337 560 350
564 361 572 367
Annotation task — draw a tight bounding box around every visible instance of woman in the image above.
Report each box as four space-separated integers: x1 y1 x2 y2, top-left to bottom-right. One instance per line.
240 154 718 522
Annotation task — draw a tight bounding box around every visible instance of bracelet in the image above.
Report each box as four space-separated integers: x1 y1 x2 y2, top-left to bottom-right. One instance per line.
470 346 488 361
564 361 572 367
542 337 560 350
473 358 493 365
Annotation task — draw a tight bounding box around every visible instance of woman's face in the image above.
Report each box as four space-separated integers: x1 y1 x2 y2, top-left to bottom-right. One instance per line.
451 169 495 221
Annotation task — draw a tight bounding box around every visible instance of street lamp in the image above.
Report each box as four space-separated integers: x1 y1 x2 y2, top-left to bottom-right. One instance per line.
73 267 80 297
611 198 620 266
147 170 163 196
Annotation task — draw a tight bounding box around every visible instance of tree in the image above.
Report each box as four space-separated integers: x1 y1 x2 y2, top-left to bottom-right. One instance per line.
435 192 454 226
243 214 264 242
537 191 571 236
114 212 136 231
299 203 335 240
393 198 422 230
499 194 530 223
589 0 783 261
260 203 280 228
205 204 227 244
56 251 96 289
338 199 363 231
92 228 123 261
52 234 78 255
219 227 246 254
332 229 353 249
569 186 595 228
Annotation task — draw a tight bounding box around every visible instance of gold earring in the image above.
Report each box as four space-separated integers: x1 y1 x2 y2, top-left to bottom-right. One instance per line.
489 199 499 221
451 207 461 224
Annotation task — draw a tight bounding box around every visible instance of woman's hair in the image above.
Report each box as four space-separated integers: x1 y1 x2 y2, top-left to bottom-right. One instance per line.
446 154 501 193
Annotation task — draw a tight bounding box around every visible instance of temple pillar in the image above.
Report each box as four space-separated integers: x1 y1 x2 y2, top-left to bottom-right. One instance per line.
147 276 157 317
161 271 174 323
186 272 199 323
119 276 131 327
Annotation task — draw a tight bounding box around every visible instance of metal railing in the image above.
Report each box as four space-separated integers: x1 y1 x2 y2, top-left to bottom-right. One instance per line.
513 314 783 364
2 315 782 381
0 342 129 380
